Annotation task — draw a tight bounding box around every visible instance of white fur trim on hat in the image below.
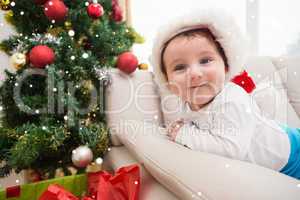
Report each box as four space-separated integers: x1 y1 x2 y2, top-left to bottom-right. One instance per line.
150 9 249 97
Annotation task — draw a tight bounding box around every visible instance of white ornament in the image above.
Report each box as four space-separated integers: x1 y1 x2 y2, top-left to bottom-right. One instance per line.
72 146 94 168
95 157 103 165
82 53 89 59
68 30 75 37
10 2 16 7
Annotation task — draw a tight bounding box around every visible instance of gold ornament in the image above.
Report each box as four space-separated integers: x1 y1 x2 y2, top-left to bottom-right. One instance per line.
10 52 26 70
138 63 149 70
86 157 103 173
47 27 64 37
78 35 88 46
1 0 10 11
64 21 72 30
4 10 13 24
130 29 145 44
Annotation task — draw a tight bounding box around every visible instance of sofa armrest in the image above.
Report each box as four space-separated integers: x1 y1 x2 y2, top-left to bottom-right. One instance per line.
118 120 300 200
105 69 163 146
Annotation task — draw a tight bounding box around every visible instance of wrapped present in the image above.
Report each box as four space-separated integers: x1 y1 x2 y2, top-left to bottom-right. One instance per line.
0 164 140 200
0 174 87 200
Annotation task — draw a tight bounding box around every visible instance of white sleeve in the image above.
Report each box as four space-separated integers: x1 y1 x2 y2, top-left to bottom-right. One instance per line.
175 99 258 160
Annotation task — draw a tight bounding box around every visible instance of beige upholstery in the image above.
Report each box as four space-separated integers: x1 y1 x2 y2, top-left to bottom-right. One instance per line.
104 56 300 199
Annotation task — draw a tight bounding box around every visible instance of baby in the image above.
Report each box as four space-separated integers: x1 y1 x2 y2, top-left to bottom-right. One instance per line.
151 9 300 179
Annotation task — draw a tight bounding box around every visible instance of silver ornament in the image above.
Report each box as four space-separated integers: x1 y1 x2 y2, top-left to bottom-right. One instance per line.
94 67 112 86
71 146 94 168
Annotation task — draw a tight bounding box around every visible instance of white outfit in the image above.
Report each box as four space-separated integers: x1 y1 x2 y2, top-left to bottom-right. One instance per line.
175 82 290 171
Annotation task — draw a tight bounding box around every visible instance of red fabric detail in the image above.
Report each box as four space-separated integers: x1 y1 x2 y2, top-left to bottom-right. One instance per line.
231 70 256 93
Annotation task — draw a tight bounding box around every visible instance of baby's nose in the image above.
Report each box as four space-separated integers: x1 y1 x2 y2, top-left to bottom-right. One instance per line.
189 65 203 80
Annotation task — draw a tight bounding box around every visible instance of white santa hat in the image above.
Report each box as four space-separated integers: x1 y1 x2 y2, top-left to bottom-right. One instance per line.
150 8 249 98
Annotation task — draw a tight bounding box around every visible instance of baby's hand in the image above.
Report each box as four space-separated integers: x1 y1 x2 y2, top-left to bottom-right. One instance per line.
167 118 184 141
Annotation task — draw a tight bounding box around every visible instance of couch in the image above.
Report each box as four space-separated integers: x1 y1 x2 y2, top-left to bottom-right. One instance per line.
103 55 300 200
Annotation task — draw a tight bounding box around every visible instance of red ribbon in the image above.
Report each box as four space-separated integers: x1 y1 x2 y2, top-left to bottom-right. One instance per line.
38 164 140 200
88 164 140 200
39 184 79 200
231 70 256 93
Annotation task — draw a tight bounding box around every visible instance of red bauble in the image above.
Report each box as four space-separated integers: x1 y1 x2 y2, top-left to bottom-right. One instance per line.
34 0 48 4
112 5 123 22
44 0 68 22
87 3 104 19
29 45 55 68
117 52 138 74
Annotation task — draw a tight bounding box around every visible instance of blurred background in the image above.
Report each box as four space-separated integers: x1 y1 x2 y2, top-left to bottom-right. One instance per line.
131 0 300 68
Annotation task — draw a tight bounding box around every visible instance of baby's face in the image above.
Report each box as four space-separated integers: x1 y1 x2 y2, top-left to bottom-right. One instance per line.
163 35 227 111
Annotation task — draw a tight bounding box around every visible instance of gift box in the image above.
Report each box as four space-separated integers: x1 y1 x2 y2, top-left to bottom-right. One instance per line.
0 174 87 200
0 164 140 200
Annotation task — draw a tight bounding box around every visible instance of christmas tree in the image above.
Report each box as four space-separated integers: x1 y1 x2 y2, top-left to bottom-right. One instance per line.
0 0 141 179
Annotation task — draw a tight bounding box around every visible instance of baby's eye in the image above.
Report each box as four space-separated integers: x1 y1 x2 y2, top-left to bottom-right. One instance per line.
199 58 212 65
174 64 186 71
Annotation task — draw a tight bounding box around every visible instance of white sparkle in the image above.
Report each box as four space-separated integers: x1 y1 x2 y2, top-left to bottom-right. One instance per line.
10 2 16 6
25 36 28 39
15 83 18 86
25 131 28 134
44 7 48 11
154 115 158 120
35 110 40 114
0 23 3 27
95 34 99 38
176 124 180 128
49 1 53 6
29 84 33 88
68 45 71 49
53 88 57 92
0 106 3 111
95 157 103 165
225 164 230 168
85 2 89 6
294 72 297 76
16 179 19 183
82 53 89 59
71 56 75 60
20 11 24 15
66 71 69 74
297 184 300 188
68 30 75 37
134 181 138 185
241 81 244 85
42 126 47 130
64 115 68 120
75 85 79 88
19 33 23 36
108 148 111 151
197 192 202 196
72 150 76 154
51 20 56 24
257 74 261 78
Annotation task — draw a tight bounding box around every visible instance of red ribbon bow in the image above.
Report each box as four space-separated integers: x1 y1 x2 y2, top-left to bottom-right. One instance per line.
38 164 140 200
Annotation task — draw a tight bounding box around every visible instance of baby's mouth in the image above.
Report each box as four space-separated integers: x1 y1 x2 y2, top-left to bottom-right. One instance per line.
190 82 208 89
